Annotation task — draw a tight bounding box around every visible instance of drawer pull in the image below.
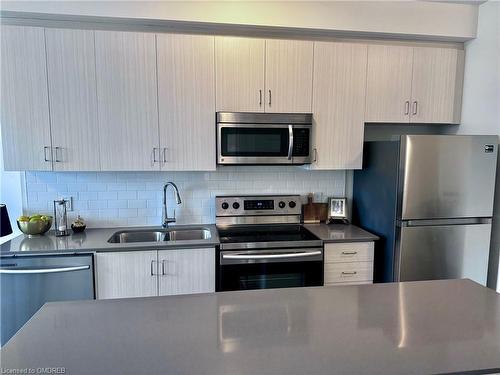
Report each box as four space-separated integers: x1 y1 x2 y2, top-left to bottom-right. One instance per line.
341 271 357 276
341 251 358 255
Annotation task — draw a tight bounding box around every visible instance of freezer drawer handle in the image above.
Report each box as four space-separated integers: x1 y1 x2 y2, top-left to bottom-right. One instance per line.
223 251 322 260
0 265 89 274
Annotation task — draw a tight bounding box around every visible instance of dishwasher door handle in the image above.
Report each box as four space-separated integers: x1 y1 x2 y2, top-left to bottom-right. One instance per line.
0 265 90 274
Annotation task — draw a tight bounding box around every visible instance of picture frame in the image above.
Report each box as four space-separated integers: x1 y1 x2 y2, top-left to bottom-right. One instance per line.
328 197 347 220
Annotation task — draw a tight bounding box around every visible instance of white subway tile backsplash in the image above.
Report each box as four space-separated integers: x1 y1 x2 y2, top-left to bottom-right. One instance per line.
24 168 346 228
98 191 118 200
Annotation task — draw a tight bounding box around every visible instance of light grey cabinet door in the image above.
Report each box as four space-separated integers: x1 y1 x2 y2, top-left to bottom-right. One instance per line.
410 47 465 124
1 25 52 171
45 28 100 171
311 41 368 170
365 44 413 123
398 224 492 286
96 251 158 299
157 34 216 171
95 30 160 171
265 39 314 113
158 248 215 296
215 36 265 112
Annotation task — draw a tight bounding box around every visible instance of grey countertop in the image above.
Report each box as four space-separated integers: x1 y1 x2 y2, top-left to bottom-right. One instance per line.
1 223 377 256
1 279 499 375
304 223 379 242
0 224 220 256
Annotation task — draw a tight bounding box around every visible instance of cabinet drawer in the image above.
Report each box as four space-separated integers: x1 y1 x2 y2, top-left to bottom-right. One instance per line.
324 242 374 263
324 262 373 284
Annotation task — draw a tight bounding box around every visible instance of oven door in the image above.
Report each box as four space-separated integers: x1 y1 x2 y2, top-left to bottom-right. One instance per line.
217 124 311 165
217 248 323 291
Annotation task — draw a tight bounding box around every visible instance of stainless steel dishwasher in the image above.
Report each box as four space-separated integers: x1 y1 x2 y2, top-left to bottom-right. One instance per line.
0 254 94 346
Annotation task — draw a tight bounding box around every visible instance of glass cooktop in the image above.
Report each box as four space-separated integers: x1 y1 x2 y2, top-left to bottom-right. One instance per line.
217 225 319 244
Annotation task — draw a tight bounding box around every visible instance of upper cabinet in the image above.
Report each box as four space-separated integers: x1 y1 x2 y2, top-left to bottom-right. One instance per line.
1 26 52 171
365 44 464 124
365 45 414 123
265 39 314 113
215 37 313 113
410 47 464 124
45 28 100 171
311 42 368 170
157 34 216 171
95 31 160 171
215 37 265 112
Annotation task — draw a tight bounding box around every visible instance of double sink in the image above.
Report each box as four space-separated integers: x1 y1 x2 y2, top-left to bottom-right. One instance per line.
108 227 211 244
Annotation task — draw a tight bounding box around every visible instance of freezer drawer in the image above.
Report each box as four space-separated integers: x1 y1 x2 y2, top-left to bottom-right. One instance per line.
397 223 491 285
400 135 497 220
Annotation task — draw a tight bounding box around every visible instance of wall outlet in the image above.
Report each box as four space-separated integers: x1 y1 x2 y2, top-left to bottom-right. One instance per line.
63 196 73 211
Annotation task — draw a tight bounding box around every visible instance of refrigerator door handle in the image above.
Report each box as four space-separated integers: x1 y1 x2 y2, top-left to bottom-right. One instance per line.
399 217 491 227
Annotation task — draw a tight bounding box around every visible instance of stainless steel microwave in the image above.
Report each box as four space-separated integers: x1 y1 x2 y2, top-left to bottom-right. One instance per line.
217 112 312 165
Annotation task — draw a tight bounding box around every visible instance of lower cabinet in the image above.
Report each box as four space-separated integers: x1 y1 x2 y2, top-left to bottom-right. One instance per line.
323 242 374 286
95 248 215 300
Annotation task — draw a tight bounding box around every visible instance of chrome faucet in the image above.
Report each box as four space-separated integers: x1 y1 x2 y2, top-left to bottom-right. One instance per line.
162 182 182 228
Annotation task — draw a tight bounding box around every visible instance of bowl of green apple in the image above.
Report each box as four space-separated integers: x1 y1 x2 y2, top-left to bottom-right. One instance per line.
17 214 53 236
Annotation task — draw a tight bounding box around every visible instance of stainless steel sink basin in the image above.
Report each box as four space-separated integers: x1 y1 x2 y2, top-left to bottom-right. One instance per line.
107 228 211 244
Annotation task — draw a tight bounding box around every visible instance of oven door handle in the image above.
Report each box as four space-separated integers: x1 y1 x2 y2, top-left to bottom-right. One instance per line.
287 124 294 161
222 250 322 260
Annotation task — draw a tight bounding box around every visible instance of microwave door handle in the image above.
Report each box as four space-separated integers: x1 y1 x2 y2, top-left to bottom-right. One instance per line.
287 125 293 161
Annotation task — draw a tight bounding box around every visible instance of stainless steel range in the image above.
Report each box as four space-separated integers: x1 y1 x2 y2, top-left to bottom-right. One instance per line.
215 195 323 292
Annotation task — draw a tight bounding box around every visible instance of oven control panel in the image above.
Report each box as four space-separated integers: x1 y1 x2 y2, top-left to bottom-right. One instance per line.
216 195 301 217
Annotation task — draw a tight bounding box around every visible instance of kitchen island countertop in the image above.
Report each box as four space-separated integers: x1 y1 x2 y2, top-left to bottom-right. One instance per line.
1 279 499 375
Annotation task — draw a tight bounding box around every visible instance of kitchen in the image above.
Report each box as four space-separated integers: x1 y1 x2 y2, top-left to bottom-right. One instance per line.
1 1 499 374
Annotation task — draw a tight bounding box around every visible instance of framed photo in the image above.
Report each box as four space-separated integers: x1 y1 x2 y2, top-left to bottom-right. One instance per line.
328 197 347 219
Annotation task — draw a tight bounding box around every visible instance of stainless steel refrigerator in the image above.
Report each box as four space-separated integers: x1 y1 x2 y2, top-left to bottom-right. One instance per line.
353 135 498 285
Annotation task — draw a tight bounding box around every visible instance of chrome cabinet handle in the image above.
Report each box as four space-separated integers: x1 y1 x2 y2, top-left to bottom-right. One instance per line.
313 148 318 162
268 89 272 106
412 101 418 115
341 271 357 276
54 147 62 162
151 148 159 166
0 265 89 274
341 251 358 255
259 90 262 106
43 146 51 162
287 125 293 161
150 260 159 276
404 101 410 115
162 148 167 163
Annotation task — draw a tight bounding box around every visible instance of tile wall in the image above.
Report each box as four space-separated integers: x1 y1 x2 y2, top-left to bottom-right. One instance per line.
24 167 346 227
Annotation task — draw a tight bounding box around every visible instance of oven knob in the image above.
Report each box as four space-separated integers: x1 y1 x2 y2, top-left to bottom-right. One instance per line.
221 202 229 210
232 202 240 209
289 201 297 208
278 201 286 208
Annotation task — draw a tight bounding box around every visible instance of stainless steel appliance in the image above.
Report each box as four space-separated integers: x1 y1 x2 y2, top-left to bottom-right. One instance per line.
216 195 323 291
353 135 498 284
0 254 94 346
217 112 312 165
